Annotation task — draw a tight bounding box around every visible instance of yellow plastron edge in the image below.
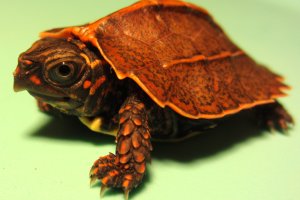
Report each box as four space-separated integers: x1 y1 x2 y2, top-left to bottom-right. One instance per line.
79 117 117 136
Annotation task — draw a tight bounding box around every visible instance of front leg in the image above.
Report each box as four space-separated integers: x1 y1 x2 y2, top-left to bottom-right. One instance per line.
90 96 152 198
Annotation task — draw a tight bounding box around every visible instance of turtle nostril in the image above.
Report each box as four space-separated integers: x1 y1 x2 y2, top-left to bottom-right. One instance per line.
18 53 33 70
23 60 33 66
19 59 33 69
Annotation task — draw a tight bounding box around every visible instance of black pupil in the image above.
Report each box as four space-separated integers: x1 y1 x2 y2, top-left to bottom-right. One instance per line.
58 64 71 76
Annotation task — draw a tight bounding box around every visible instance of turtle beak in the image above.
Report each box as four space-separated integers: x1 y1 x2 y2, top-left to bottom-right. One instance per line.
13 66 26 92
13 79 26 92
13 55 37 92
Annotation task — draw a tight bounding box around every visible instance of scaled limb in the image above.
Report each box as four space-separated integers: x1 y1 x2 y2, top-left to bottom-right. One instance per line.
90 95 152 198
255 101 294 132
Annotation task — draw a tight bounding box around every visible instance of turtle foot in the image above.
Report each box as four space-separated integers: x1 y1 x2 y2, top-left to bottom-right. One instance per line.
257 102 294 132
90 153 144 199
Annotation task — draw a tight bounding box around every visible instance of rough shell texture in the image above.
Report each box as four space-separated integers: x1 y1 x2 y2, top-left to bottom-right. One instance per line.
40 0 289 119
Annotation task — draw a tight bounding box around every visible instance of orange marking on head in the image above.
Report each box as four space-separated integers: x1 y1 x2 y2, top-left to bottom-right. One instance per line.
89 76 106 95
80 53 91 66
83 80 92 89
91 60 101 69
24 60 33 65
29 75 41 85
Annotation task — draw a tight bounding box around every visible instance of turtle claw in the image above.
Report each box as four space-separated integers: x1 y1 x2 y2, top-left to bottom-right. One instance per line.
100 185 108 197
90 175 97 187
89 165 95 176
266 120 276 133
90 165 99 187
89 154 144 199
258 102 294 133
124 190 130 200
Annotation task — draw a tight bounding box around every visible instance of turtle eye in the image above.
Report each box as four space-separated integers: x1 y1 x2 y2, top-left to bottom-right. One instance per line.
57 63 72 77
46 60 81 86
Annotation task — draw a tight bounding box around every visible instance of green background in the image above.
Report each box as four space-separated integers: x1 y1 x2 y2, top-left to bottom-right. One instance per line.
1 0 300 200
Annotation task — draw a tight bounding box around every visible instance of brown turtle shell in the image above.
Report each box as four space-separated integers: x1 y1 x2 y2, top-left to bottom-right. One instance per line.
40 0 289 119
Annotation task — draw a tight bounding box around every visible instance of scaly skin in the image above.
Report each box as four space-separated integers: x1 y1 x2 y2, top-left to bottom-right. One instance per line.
90 95 152 199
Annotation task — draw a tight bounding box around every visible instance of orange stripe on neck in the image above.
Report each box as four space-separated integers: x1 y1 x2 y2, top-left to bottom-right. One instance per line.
89 76 106 95
29 75 41 85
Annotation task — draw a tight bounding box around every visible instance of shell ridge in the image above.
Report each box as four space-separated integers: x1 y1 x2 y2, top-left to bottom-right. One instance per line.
163 50 244 68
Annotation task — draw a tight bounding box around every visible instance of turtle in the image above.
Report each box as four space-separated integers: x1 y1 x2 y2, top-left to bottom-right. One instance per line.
13 0 293 199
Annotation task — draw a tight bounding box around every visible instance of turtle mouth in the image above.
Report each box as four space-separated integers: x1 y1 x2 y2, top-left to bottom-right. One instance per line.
28 91 83 109
29 91 70 101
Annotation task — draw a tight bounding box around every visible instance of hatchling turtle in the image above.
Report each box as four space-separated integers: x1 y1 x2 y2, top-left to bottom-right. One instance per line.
13 0 293 199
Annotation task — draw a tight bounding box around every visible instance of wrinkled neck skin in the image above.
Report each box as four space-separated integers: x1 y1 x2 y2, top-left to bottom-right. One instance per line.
66 43 129 118
79 65 127 118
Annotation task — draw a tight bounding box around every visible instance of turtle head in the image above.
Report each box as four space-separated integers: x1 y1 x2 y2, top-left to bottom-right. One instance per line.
13 37 109 116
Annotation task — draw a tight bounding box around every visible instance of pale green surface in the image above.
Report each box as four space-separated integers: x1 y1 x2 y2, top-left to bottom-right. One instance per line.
0 0 300 200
